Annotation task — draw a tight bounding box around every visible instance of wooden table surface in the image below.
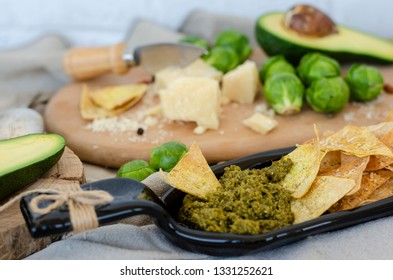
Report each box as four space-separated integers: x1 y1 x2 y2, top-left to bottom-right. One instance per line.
44 49 393 169
0 147 85 260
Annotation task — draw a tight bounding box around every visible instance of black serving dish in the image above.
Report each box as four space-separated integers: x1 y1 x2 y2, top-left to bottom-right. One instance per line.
20 146 393 256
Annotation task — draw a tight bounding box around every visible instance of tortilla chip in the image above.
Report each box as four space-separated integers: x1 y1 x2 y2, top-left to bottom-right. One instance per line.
340 153 359 165
163 142 221 200
366 128 393 171
291 176 355 224
320 125 393 158
385 165 393 172
321 156 369 196
80 84 108 120
367 121 393 139
329 169 393 212
281 141 324 198
360 178 393 205
383 110 393 122
375 125 393 146
89 84 147 110
319 151 341 174
80 84 146 120
366 155 393 171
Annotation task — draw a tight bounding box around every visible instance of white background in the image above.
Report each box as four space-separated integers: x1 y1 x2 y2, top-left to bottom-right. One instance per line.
1 259 392 279
0 0 392 50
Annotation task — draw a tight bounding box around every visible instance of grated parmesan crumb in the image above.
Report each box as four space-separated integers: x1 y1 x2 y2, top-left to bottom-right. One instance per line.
144 116 158 127
243 112 277 135
85 117 140 133
255 103 275 118
193 126 207 135
144 105 162 116
343 95 393 123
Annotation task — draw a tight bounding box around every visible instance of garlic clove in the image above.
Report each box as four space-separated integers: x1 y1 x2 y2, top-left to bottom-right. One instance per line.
0 108 44 140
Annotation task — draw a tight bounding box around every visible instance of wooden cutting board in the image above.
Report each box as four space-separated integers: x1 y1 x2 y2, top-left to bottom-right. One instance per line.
0 147 85 260
44 50 393 168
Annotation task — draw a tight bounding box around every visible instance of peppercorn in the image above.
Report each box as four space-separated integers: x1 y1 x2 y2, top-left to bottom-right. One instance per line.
137 127 144 135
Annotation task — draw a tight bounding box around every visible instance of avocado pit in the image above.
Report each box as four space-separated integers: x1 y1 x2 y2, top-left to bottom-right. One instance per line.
284 4 338 37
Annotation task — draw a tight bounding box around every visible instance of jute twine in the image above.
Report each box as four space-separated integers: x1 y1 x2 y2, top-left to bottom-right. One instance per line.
0 185 113 233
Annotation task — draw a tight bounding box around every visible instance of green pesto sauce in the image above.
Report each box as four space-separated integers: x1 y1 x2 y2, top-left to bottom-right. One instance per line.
178 157 294 235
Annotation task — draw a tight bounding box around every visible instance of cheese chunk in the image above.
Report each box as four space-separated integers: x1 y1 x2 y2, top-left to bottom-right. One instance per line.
222 60 260 104
153 59 223 95
184 59 223 81
152 66 184 95
243 113 277 134
160 77 221 130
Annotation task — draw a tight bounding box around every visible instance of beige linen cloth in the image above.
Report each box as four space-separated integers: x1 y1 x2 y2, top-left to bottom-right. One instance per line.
1 10 393 259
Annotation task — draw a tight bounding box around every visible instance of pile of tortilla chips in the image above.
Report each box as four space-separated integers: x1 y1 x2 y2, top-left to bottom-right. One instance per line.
164 121 393 229
284 122 393 224
80 83 147 120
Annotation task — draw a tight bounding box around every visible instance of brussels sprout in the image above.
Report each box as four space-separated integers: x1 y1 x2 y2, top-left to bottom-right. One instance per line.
150 141 188 172
297 52 341 85
214 29 252 63
203 46 239 73
259 55 296 83
117 160 156 182
179 35 210 50
306 76 350 114
344 64 384 102
263 72 305 115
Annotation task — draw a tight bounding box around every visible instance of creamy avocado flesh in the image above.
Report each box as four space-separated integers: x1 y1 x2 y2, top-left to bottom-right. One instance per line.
0 134 65 201
0 134 65 175
178 157 294 235
256 13 393 63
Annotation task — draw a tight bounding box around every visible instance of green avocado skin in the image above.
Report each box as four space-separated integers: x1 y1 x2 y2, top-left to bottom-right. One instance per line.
255 16 393 65
0 134 65 201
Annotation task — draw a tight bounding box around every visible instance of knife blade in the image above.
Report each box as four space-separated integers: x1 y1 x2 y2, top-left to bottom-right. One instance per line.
64 42 206 80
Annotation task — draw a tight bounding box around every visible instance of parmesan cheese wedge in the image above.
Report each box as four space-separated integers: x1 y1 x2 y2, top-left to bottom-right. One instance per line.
152 66 184 95
222 60 260 105
183 59 223 81
159 77 221 130
152 59 223 95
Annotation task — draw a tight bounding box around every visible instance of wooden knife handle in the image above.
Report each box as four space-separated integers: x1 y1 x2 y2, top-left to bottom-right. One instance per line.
64 43 130 80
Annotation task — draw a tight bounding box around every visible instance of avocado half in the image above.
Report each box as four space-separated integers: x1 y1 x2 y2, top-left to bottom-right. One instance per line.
0 133 66 201
255 12 393 64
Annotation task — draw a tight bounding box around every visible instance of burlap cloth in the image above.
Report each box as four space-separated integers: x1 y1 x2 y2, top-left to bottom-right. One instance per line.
1 10 393 259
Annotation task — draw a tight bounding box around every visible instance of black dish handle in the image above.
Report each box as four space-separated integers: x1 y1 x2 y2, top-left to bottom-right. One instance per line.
20 178 169 238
